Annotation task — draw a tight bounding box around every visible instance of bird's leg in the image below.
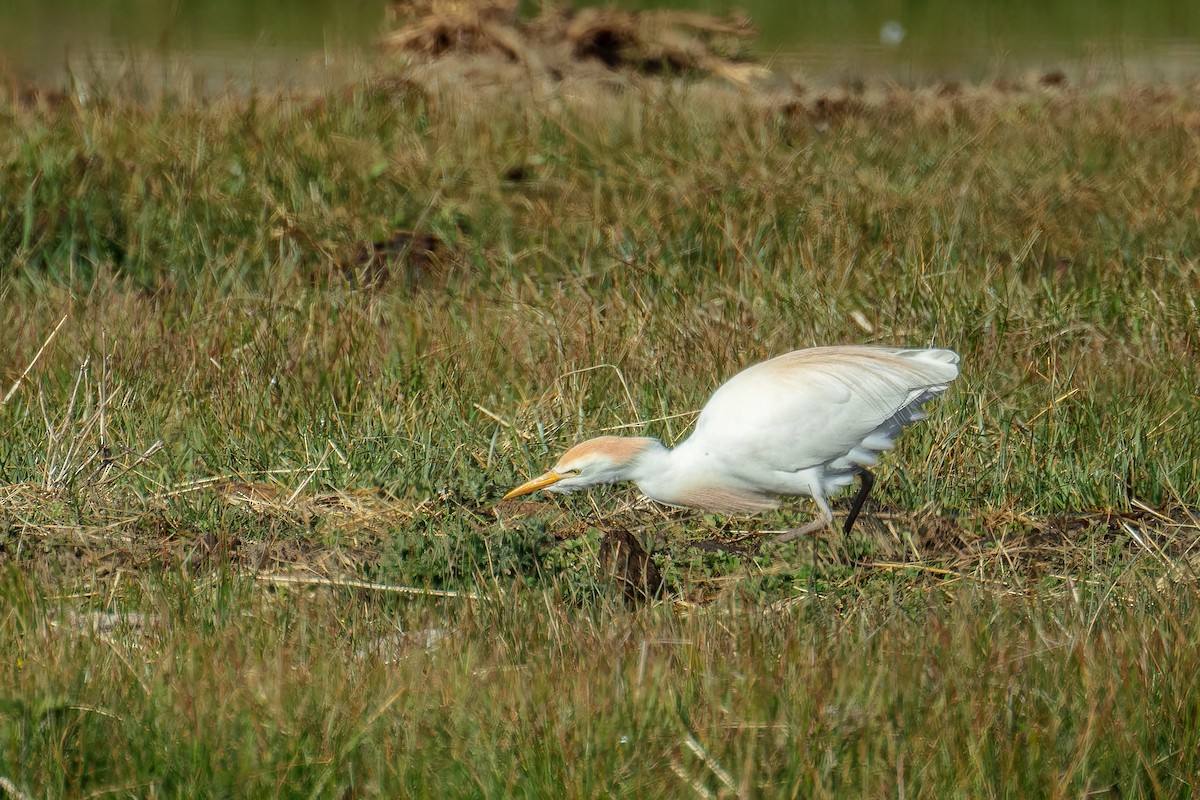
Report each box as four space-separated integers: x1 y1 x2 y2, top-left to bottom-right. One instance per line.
776 494 834 543
842 469 875 535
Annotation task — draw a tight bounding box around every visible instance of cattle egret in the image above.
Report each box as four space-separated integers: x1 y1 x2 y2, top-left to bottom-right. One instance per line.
503 346 959 540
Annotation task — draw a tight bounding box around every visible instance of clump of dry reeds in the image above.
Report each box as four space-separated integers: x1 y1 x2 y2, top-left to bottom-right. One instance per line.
381 0 525 60
379 0 761 82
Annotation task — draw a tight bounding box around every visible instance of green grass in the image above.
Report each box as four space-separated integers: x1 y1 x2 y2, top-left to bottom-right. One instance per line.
1 67 1199 796
3 572 1199 796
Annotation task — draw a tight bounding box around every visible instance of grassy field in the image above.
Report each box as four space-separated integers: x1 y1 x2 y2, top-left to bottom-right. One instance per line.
1 52 1199 796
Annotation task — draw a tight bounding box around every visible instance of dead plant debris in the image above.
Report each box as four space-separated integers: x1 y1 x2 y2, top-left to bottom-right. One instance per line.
2 478 1197 598
598 527 665 603
380 0 762 84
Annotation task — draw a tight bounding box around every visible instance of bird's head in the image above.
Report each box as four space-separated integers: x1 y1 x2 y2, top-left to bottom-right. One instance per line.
502 436 657 500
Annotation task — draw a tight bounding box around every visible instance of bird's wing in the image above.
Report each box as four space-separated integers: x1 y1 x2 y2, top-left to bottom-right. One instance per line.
690 347 959 473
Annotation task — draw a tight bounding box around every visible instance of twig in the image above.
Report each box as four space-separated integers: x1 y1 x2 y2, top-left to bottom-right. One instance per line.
2 313 68 406
256 573 481 600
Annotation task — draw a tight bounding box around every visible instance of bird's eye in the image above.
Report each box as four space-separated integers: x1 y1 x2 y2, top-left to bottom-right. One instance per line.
563 469 581 477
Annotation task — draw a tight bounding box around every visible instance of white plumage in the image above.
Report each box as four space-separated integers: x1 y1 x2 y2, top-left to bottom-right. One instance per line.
503 345 959 539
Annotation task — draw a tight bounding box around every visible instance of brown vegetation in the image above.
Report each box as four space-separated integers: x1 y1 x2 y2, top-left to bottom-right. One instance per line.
380 0 766 86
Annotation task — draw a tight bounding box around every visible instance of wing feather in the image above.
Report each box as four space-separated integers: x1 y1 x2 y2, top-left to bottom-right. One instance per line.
688 346 959 477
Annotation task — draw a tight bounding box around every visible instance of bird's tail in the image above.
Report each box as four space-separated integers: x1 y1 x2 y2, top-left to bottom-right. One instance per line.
896 348 960 387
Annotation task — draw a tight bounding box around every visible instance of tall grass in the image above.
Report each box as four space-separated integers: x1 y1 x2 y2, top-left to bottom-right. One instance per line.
2 570 1198 797
0 69 1198 795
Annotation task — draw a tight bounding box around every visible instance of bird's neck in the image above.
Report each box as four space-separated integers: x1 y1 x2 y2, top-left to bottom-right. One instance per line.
625 437 703 507
624 437 673 484
627 436 780 513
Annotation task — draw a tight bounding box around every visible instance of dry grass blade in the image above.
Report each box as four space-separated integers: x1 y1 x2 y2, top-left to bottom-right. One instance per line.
669 760 716 800
1121 519 1175 570
36 357 160 491
681 732 739 793
256 572 482 600
2 312 67 406
50 611 159 636
553 363 642 427
0 776 35 800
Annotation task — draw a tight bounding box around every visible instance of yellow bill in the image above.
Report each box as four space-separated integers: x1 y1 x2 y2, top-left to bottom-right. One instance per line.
501 471 566 501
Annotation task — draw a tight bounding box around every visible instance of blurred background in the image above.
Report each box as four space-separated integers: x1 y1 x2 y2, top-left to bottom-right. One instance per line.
3 0 1199 88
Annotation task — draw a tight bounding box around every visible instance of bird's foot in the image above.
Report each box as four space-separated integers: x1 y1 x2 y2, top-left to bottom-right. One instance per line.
775 518 832 543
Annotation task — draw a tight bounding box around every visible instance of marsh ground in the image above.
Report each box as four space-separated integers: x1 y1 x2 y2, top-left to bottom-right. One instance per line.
2 15 1200 795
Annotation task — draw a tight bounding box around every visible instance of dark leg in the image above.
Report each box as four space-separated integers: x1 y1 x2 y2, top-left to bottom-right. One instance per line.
842 469 875 535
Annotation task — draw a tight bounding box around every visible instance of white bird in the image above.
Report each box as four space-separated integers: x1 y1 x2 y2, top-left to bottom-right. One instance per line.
503 346 959 540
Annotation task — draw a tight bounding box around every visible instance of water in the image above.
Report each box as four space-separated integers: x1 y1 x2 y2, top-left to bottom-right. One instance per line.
2 0 384 89
3 0 1198 88
732 0 1200 83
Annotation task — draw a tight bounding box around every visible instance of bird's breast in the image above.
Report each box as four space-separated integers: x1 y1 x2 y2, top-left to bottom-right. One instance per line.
640 480 780 514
